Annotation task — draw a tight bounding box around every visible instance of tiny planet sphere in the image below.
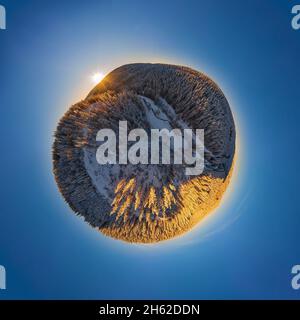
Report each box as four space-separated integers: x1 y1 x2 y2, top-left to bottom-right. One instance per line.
53 63 236 243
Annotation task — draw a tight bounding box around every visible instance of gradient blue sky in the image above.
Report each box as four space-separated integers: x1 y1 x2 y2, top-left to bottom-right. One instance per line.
0 0 300 299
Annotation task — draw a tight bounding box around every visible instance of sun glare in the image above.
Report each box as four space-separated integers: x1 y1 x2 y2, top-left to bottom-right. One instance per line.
92 72 105 84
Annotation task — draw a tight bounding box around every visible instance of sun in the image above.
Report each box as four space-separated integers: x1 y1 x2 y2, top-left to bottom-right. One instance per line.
91 72 105 84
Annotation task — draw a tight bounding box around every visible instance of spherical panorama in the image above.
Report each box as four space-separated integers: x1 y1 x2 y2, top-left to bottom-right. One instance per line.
53 63 236 243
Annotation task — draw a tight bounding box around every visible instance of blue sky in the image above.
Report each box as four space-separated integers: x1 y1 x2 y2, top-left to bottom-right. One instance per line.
0 0 299 299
